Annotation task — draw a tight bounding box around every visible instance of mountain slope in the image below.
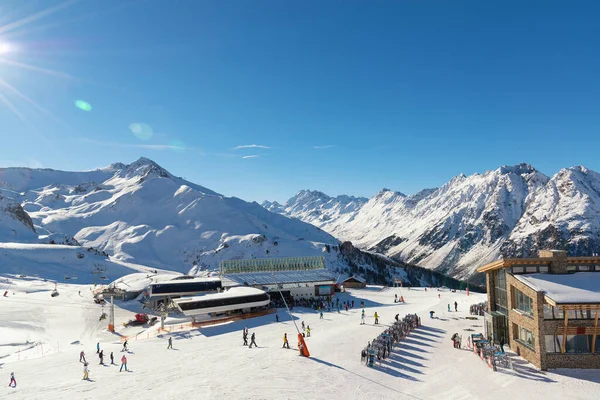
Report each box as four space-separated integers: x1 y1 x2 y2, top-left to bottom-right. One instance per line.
0 194 37 242
262 190 368 233
265 164 600 280
1 158 432 286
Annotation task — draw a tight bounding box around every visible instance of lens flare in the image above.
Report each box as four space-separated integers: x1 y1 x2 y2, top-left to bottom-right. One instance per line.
129 123 153 140
74 100 92 111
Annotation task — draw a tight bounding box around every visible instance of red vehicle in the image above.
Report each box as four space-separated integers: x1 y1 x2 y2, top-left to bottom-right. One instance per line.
123 313 157 327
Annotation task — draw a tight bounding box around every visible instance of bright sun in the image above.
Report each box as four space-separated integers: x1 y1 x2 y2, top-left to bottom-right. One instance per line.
0 41 13 55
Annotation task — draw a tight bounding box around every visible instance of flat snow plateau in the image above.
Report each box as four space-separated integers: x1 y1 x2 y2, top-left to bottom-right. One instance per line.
1 281 597 400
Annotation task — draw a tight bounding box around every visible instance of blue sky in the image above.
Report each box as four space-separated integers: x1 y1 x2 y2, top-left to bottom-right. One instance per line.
1 0 599 203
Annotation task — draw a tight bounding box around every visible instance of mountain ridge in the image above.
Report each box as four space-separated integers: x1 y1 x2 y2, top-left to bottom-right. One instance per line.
0 157 467 288
264 163 600 280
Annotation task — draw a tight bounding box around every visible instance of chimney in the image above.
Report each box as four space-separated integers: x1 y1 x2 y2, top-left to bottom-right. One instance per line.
538 249 567 274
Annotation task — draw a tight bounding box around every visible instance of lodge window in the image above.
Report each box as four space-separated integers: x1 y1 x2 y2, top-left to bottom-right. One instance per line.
543 304 597 320
493 269 508 315
515 325 535 350
513 288 534 316
545 335 600 353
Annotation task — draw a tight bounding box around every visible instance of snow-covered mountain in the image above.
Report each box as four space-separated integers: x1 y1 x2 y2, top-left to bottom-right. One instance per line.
262 190 368 231
0 194 37 242
264 164 600 280
1 158 441 286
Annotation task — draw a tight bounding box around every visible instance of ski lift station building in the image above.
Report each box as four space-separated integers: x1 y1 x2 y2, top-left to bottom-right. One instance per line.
477 250 600 370
219 256 337 298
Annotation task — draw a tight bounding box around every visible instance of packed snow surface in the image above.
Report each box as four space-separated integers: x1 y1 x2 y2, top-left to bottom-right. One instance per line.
515 272 600 304
1 280 598 400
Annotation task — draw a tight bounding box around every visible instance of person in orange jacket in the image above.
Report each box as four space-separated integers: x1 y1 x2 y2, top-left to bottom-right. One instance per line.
282 333 290 349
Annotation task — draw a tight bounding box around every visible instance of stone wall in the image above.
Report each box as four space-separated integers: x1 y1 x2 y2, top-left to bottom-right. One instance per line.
545 353 600 369
506 273 545 369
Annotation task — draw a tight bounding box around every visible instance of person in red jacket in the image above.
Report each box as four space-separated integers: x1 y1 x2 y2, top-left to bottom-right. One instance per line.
8 372 16 387
120 355 128 372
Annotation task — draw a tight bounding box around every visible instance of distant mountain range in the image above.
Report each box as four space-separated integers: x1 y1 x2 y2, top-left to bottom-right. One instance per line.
263 164 600 280
0 158 467 288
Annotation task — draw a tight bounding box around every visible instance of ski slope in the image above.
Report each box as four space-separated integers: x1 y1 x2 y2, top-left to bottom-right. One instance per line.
1 282 597 400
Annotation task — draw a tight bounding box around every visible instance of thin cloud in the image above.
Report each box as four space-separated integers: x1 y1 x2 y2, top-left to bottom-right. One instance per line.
79 138 191 152
242 155 260 159
233 144 271 150
314 145 335 149
138 144 186 151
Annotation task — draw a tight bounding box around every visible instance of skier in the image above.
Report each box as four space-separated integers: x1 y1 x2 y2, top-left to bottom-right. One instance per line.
499 337 505 353
276 314 279 322
448 304 451 312
79 350 86 363
82 363 89 380
301 321 305 332
374 312 379 325
249 332 257 348
319 311 323 319
395 294 398 303
96 342 100 354
337 303 341 313
361 309 365 325
8 372 16 387
438 293 440 299
454 301 458 312
282 333 290 349
98 349 104 364
122 340 128 352
345 303 348 312
306 326 311 337
395 314 399 322
243 330 248 346
110 352 114 365
167 337 173 349
120 355 128 372
429 311 435 318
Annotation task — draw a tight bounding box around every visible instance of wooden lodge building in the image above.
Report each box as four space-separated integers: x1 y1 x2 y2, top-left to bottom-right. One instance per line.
341 276 367 289
477 250 600 370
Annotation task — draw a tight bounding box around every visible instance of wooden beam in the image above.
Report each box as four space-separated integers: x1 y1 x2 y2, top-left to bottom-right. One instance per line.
592 306 599 354
561 309 569 353
558 304 600 310
476 260 506 273
544 296 557 307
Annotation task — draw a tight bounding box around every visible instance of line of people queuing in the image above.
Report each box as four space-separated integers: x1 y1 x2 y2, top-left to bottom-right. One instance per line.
360 313 421 367
469 301 487 316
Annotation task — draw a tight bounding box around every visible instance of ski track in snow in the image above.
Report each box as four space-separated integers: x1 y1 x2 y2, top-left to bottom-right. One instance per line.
1 281 598 400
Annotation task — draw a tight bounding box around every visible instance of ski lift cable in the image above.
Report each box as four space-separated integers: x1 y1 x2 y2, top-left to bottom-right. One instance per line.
271 272 300 335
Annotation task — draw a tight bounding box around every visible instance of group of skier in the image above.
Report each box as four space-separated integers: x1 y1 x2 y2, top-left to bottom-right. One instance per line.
242 327 258 348
447 301 458 312
79 341 131 381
